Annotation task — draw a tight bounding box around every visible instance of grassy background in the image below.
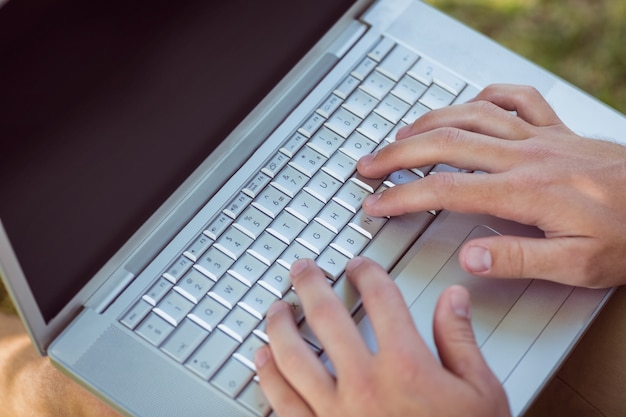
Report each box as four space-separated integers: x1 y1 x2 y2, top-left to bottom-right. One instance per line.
1 0 625 314
426 0 626 114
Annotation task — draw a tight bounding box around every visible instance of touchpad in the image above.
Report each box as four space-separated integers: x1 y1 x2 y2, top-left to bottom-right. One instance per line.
408 225 532 353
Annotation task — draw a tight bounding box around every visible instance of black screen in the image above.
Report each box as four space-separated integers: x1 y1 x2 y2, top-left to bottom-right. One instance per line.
0 0 355 322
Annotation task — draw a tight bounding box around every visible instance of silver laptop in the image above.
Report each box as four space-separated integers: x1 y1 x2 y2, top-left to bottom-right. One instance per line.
1 0 625 416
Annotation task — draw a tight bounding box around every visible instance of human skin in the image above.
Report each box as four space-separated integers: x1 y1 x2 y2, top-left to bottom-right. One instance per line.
255 257 510 417
358 84 626 288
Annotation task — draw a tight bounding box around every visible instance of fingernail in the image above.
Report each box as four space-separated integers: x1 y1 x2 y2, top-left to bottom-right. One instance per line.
345 256 365 273
450 286 471 319
254 346 271 369
290 258 310 278
359 152 377 166
363 192 382 208
465 245 492 274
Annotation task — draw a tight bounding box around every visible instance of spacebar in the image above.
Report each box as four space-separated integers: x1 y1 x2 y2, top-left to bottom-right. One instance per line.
333 210 435 315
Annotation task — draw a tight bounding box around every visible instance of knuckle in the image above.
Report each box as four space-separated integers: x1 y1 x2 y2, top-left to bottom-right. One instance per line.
435 126 464 150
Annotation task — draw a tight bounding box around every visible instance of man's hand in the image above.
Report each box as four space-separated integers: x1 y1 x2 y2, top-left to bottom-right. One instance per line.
358 84 626 288
255 257 509 417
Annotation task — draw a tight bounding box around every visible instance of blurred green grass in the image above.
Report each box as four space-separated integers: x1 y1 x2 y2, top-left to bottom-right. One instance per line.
426 0 626 114
1 0 625 315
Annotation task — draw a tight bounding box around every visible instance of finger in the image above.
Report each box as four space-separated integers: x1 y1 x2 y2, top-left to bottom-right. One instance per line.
396 100 536 141
471 84 564 128
345 257 429 354
264 300 336 405
289 259 371 373
254 345 316 417
358 129 519 180
362 171 535 222
459 235 598 285
432 286 505 398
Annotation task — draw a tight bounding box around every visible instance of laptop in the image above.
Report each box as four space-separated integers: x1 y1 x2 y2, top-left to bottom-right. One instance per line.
1 0 625 415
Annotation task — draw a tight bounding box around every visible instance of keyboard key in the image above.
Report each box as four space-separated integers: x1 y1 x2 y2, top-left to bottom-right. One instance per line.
333 179 371 213
195 246 235 281
332 226 370 258
234 206 272 239
267 210 306 244
219 306 260 342
290 145 327 177
408 58 436 85
308 127 344 158
324 107 362 138
136 313 174 346
316 93 343 119
227 252 268 286
163 255 193 284
376 44 419 82
161 318 208 363
315 200 353 233
402 101 430 124
285 190 324 223
342 88 378 119
209 274 249 309
367 37 395 62
215 227 254 260
183 234 212 262
224 192 253 219
280 132 307 157
237 380 271 417
349 209 388 239
340 132 377 161
239 284 279 320
317 246 350 281
357 112 393 144
304 170 342 203
333 75 359 100
185 330 238 380
143 277 173 306
387 169 421 186
391 74 428 105
298 112 325 138
211 357 254 398
375 94 411 124
243 172 272 197
188 295 229 331
261 152 289 179
204 212 233 240
175 268 214 304
297 221 336 254
360 70 395 100
258 263 292 298
253 184 291 218
350 56 377 81
278 241 318 269
419 83 456 110
234 334 268 370
121 300 152 329
154 290 194 326
322 150 358 182
248 232 288 265
281 290 305 323
271 165 308 198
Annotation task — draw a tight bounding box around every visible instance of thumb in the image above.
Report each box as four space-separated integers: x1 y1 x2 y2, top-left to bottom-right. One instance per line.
432 286 500 391
458 235 591 285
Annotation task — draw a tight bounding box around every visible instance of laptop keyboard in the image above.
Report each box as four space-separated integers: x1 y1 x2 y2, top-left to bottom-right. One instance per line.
119 36 475 416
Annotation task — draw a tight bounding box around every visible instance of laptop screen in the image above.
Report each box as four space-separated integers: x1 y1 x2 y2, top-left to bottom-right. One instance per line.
0 0 355 323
